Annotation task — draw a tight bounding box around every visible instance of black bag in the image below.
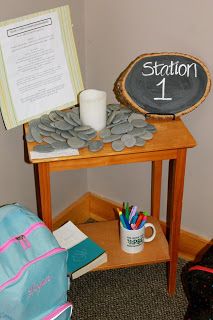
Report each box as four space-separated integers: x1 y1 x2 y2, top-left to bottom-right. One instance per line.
182 245 213 320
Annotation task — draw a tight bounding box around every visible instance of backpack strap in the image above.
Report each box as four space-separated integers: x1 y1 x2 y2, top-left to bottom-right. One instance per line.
189 265 213 273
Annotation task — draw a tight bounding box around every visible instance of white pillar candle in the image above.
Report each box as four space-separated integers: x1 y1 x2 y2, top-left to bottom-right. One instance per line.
79 89 107 131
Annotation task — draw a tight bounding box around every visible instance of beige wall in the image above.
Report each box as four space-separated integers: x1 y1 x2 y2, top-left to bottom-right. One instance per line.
85 0 213 239
0 0 87 216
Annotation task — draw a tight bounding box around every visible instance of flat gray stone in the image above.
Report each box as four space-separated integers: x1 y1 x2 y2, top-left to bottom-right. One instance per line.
42 136 56 144
50 132 66 142
64 115 77 126
39 129 51 136
128 113 145 122
40 114 52 126
112 112 129 124
140 131 153 140
55 110 66 117
128 127 147 137
49 111 61 122
49 122 56 128
106 110 117 125
54 120 73 131
67 137 86 149
29 119 40 130
38 123 55 132
25 133 35 142
131 119 147 128
70 112 82 125
77 132 91 141
135 137 146 147
83 128 97 135
74 125 92 132
111 140 125 152
103 134 121 143
99 128 111 138
68 130 79 137
86 132 97 140
64 110 73 117
55 129 64 135
107 120 127 129
107 104 121 111
88 140 104 152
33 144 54 153
145 124 157 133
61 132 74 139
119 107 132 114
111 122 133 135
121 134 136 147
51 141 70 150
30 126 43 143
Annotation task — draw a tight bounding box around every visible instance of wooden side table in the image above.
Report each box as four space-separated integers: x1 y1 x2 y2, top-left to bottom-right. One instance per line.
24 118 196 294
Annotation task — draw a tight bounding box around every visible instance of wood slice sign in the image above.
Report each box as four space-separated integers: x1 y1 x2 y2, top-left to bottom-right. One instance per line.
114 52 211 118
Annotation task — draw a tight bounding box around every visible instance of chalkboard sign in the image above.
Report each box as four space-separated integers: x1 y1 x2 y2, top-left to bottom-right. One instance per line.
114 53 211 118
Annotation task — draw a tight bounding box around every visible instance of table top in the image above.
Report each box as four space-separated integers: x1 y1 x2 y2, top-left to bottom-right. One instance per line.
24 118 196 165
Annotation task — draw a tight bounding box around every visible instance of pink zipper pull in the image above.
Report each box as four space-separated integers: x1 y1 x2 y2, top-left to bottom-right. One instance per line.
16 235 31 250
24 236 31 249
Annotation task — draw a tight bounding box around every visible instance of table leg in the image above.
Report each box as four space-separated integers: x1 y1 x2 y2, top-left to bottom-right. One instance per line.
34 162 52 230
167 148 187 294
151 160 162 219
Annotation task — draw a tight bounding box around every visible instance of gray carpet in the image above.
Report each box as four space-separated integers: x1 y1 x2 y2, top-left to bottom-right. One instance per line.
68 259 188 320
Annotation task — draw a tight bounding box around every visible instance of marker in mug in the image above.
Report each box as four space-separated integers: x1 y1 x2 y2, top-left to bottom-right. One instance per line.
139 216 147 229
125 202 130 220
143 211 150 216
122 212 132 230
135 213 145 229
129 206 137 224
118 210 131 230
131 213 138 224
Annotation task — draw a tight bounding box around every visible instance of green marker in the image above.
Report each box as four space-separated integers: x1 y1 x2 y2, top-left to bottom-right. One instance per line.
125 202 130 220
143 211 150 216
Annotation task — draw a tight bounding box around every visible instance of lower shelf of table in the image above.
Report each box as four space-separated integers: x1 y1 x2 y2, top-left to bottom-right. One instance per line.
78 216 170 271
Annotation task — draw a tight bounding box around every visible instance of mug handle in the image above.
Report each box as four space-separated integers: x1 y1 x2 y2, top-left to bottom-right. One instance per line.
144 223 156 242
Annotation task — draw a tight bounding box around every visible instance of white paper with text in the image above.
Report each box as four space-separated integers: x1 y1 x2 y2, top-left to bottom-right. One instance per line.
0 12 74 122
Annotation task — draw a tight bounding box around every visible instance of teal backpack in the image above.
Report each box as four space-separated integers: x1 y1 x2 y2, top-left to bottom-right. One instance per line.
0 204 72 320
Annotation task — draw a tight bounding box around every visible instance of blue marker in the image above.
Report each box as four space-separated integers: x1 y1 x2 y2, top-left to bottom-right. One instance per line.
118 211 131 230
131 213 138 224
139 219 147 229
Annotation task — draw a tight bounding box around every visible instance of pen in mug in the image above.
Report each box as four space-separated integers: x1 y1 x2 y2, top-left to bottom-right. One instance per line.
135 213 145 229
118 210 131 230
125 202 130 220
129 206 137 224
139 220 146 229
143 211 150 216
131 214 138 224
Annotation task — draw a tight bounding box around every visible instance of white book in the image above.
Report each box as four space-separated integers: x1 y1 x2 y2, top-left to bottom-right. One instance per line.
53 221 107 279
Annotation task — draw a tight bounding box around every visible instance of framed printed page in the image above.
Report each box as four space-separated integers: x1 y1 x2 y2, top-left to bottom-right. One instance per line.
0 5 84 129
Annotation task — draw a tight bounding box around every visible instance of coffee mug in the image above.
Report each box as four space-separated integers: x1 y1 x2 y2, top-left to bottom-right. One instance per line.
120 222 156 254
